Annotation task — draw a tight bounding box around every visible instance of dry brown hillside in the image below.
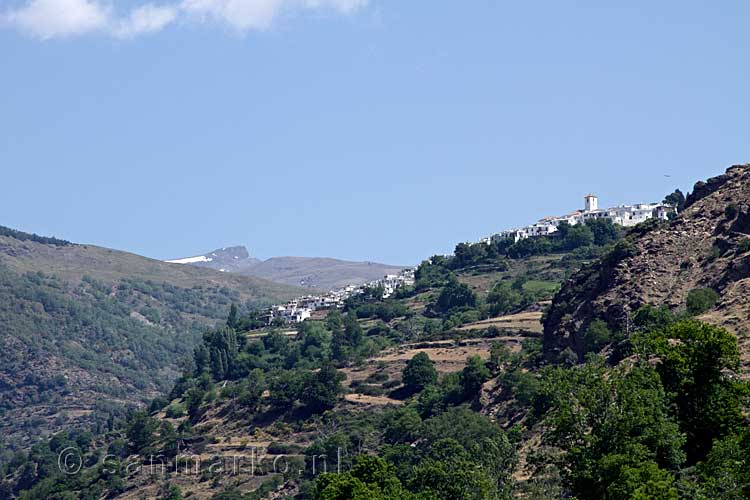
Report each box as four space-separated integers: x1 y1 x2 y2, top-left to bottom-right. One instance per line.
544 164 750 368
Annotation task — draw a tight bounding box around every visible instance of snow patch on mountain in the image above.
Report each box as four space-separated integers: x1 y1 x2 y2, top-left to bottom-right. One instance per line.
166 255 213 264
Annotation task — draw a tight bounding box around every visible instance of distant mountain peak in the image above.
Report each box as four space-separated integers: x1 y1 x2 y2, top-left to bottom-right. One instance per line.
207 245 251 260
166 246 407 290
166 246 258 272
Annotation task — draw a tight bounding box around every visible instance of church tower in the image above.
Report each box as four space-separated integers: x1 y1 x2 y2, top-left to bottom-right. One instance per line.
585 194 598 212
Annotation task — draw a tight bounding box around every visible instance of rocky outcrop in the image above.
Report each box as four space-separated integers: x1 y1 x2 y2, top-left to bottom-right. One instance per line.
543 164 750 368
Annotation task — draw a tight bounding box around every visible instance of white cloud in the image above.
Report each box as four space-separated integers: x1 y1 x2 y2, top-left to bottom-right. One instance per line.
115 4 179 38
3 0 368 39
6 0 109 39
180 0 285 31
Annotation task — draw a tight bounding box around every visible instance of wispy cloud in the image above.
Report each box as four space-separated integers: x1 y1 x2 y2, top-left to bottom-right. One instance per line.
6 0 110 39
3 0 368 39
115 4 179 38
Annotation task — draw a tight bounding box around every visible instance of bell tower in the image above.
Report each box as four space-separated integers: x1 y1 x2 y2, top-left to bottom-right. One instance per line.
585 194 598 212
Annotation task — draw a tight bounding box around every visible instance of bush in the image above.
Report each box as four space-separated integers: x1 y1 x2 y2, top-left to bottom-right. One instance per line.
365 372 389 384
165 403 186 419
686 288 719 316
725 204 739 219
267 442 300 455
354 384 385 396
583 320 615 354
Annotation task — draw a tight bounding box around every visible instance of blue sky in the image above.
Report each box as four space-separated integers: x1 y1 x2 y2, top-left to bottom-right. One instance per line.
1 1 749 265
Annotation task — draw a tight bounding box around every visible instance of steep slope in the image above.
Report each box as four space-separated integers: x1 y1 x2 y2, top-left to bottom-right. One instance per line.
167 246 407 290
544 164 750 366
0 229 304 451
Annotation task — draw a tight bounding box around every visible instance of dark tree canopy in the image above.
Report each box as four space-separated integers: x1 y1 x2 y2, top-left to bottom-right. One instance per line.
402 352 438 394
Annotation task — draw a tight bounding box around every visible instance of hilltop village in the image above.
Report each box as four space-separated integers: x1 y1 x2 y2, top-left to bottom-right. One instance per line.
267 194 678 325
485 194 676 244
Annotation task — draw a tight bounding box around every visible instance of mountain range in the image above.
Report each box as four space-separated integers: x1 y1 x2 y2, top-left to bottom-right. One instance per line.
166 245 407 290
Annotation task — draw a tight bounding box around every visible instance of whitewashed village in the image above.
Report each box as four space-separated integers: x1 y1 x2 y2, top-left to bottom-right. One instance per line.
483 194 676 244
265 193 677 325
267 268 416 324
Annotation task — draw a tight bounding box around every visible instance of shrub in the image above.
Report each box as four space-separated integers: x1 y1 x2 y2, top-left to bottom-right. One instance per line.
583 320 614 354
686 288 719 316
725 204 739 219
165 403 186 419
365 372 389 384
267 442 301 455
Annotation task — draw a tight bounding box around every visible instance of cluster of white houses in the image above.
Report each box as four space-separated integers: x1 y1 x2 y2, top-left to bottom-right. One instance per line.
267 268 416 324
489 194 676 244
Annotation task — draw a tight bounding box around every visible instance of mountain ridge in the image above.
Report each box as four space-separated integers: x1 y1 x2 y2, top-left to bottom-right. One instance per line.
166 245 408 290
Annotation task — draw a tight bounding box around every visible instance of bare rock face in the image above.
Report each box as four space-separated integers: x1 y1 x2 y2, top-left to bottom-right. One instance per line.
543 164 750 368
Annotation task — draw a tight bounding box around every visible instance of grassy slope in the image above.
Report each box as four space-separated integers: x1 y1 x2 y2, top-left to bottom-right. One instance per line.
0 235 304 303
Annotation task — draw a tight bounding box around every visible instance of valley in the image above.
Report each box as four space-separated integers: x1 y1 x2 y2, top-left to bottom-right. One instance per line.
3 166 750 500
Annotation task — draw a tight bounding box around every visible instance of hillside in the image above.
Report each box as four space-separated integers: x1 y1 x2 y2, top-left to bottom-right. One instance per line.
1 220 618 499
0 228 304 453
167 246 407 290
544 164 750 368
7 174 750 500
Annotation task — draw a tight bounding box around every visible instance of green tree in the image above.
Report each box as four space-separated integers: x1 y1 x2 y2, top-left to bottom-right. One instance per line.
486 281 522 316
269 370 303 411
302 363 345 414
297 321 333 363
383 407 423 444
459 355 491 400
686 288 720 316
632 305 676 331
126 411 159 454
226 303 239 330
332 314 364 362
538 361 685 500
434 281 476 314
204 327 240 380
409 454 495 500
649 320 747 462
313 456 423 500
697 427 750 499
402 353 438 394
184 387 205 422
585 218 621 246
238 369 266 412
562 223 595 250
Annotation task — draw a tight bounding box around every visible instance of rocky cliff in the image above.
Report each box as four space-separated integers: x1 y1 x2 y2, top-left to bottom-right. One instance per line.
543 164 750 368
